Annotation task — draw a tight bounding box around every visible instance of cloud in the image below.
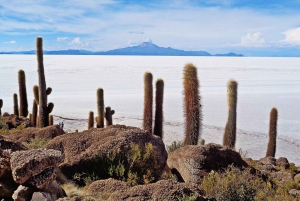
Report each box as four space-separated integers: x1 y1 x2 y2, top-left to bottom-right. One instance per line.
235 32 267 47
128 31 145 34
145 38 152 43
70 37 83 45
3 40 16 44
282 27 300 45
57 37 69 42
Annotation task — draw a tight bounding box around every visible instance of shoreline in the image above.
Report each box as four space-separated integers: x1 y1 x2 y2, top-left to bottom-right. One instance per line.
53 115 300 166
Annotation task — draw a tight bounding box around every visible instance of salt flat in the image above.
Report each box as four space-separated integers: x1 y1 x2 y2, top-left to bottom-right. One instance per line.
1 55 300 163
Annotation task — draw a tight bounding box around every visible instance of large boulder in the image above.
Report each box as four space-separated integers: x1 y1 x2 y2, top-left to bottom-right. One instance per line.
0 135 27 151
2 114 29 129
10 148 63 185
108 179 208 201
45 125 168 184
0 149 11 178
167 143 248 183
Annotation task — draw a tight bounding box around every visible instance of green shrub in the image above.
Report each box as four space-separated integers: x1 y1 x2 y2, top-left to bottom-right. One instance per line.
167 141 183 153
23 138 50 149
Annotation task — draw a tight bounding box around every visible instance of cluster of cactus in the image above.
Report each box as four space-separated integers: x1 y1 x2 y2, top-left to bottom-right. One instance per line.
183 63 201 146
18 69 28 117
36 37 54 128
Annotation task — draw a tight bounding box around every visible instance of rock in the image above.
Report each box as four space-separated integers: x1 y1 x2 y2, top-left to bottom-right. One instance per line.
1 114 29 129
108 179 208 201
0 149 11 178
87 178 131 197
42 180 66 200
10 148 63 184
12 185 35 201
289 189 300 198
56 197 81 201
8 125 64 143
46 125 167 183
271 170 293 186
31 192 52 201
261 164 276 172
25 167 56 189
0 179 17 198
259 156 276 166
294 173 300 182
167 143 248 183
0 135 27 151
276 157 289 169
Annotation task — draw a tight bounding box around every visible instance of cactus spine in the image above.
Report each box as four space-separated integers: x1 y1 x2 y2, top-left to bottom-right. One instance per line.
266 108 278 157
0 99 2 116
88 111 94 129
105 107 115 127
49 114 53 126
143 72 153 133
223 79 238 149
153 78 164 138
36 37 54 127
18 69 28 117
13 93 19 116
183 64 201 145
96 88 104 128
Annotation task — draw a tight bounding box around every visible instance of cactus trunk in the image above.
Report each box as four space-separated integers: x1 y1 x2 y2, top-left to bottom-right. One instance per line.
0 99 2 116
88 111 94 129
183 64 201 145
143 72 153 133
49 115 53 126
13 93 19 116
223 79 238 149
32 100 38 127
96 88 104 128
266 108 278 157
153 78 164 138
105 107 115 127
18 69 28 117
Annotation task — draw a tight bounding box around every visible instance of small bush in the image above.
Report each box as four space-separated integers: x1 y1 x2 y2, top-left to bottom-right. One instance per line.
23 138 50 149
167 141 183 153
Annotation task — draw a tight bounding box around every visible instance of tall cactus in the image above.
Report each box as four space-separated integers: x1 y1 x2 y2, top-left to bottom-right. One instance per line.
13 93 19 116
223 79 238 149
105 106 115 127
0 99 2 116
88 111 94 129
36 37 54 127
33 85 39 105
183 63 201 145
143 72 153 133
266 108 278 157
18 69 28 117
96 88 104 128
49 114 53 126
153 78 164 138
31 99 38 127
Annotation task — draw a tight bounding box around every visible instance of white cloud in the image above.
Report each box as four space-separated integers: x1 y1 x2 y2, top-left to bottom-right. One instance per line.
3 40 16 44
57 37 69 42
236 32 267 47
282 27 300 45
128 31 145 34
70 37 83 45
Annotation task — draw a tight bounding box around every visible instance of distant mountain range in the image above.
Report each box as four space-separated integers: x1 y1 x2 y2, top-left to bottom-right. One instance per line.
0 42 243 57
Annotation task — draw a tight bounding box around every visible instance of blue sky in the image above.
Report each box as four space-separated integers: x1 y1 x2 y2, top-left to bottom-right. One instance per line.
1 0 300 56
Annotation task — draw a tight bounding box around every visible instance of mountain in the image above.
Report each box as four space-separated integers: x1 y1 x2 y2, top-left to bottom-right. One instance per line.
0 42 243 57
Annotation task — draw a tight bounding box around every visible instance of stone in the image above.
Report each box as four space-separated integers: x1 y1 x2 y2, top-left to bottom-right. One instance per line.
1 114 29 129
276 157 289 169
259 156 276 166
31 192 52 201
289 189 300 198
0 135 27 152
12 185 35 201
167 143 248 183
10 148 63 184
87 178 130 197
294 173 300 182
271 170 293 186
42 180 66 200
25 167 56 189
56 197 81 201
108 179 208 201
261 164 276 172
0 179 18 198
0 149 11 178
46 125 167 182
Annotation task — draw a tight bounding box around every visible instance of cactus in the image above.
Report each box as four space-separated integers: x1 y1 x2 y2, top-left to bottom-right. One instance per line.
223 79 238 149
183 64 201 145
0 99 2 116
266 108 278 157
33 85 39 104
153 78 164 138
96 88 104 128
49 114 53 126
32 99 38 127
143 72 153 133
88 111 94 129
18 69 28 117
36 37 54 127
105 106 115 127
13 94 19 116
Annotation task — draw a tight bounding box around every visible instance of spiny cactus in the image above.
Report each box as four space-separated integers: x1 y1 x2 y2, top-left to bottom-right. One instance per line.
36 37 54 127
223 79 238 149
29 113 32 125
32 99 38 127
49 114 53 126
13 94 19 116
96 88 104 128
0 99 2 116
143 72 153 133
183 64 201 146
266 108 278 157
88 111 94 129
153 78 164 138
105 106 115 127
33 85 39 104
18 69 28 117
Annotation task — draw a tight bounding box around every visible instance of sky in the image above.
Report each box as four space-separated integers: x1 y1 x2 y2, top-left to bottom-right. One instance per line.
1 0 300 56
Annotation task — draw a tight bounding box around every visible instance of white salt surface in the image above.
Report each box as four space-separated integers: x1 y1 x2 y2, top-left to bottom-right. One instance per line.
1 55 300 164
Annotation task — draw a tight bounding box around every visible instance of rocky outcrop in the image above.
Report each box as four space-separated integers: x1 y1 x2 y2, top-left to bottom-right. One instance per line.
271 170 293 186
0 135 27 151
46 125 168 183
108 179 208 201
276 157 289 169
167 143 248 183
0 149 11 178
2 113 30 129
